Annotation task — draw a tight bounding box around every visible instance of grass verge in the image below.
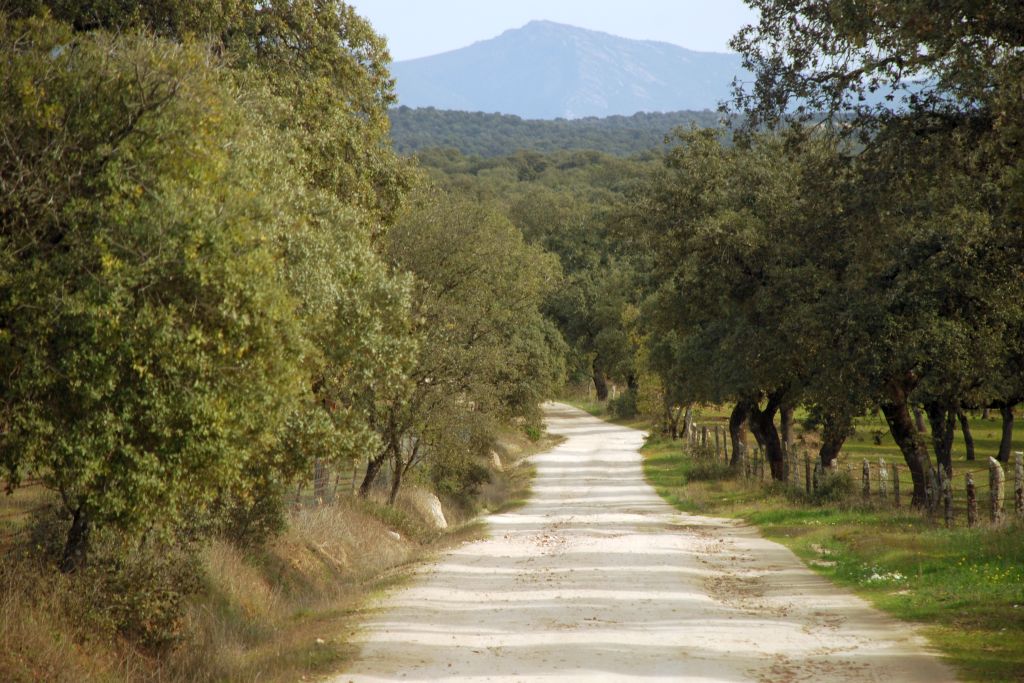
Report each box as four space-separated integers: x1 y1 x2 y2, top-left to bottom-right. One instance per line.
642 433 1024 683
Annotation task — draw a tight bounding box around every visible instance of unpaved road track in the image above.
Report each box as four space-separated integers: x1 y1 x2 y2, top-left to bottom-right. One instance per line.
335 402 956 682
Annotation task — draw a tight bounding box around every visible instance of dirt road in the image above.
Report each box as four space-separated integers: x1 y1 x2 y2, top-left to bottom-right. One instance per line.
335 402 956 682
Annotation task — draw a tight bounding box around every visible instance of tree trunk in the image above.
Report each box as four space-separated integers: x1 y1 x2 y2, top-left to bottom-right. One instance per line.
665 403 682 439
358 450 388 497
59 505 91 573
748 412 767 450
982 407 991 420
749 390 787 480
957 410 976 461
925 401 956 476
881 380 934 508
818 410 851 468
387 449 403 505
728 399 752 469
592 362 609 401
913 406 928 433
998 403 1015 464
780 404 795 457
682 405 693 438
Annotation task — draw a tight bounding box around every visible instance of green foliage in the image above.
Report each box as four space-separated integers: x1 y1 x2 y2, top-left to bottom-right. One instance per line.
27 504 201 650
9 0 408 220
810 470 856 505
389 106 722 157
429 453 491 509
361 184 567 501
0 5 417 567
782 470 856 506
0 16 307 556
608 391 638 420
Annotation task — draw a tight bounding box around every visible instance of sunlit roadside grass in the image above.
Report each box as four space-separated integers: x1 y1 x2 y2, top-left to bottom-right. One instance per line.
642 433 1024 683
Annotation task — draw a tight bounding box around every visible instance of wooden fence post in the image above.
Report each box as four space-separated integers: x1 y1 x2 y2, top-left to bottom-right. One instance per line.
990 457 1005 524
1015 451 1023 517
878 457 888 500
862 459 870 502
892 463 901 509
966 472 978 528
714 426 721 459
805 455 812 495
723 429 730 460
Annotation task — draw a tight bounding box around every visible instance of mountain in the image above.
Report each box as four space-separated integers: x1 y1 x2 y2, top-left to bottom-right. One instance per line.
389 21 744 119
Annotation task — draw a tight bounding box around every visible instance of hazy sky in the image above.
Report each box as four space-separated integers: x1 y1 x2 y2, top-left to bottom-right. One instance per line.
350 1 758 61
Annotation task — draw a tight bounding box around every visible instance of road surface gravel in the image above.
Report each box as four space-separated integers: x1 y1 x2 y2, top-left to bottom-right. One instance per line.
335 402 956 682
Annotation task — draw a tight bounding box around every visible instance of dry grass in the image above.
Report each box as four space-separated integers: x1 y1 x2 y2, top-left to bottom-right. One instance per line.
0 557 160 682
0 499 423 683
0 425 548 682
168 497 427 682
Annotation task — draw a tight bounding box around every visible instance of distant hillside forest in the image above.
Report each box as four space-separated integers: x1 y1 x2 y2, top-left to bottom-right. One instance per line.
387 106 723 157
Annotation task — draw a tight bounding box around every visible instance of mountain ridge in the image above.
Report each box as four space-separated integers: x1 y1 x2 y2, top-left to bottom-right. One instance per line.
390 21 744 119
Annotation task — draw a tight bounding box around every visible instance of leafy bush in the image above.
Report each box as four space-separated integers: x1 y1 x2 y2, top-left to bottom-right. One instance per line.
609 391 638 419
25 506 202 651
782 469 856 505
88 542 202 650
429 452 491 508
812 470 856 504
215 477 290 547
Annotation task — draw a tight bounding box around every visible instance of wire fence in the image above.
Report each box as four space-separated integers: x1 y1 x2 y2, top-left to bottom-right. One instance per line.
0 478 48 544
685 421 1023 529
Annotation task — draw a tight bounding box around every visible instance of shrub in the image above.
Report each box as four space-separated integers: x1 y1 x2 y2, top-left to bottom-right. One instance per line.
685 443 734 482
609 391 638 419
782 469 856 505
429 452 491 509
812 469 856 504
24 506 202 651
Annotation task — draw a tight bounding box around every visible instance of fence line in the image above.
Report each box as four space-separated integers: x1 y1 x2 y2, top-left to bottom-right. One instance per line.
684 422 1023 529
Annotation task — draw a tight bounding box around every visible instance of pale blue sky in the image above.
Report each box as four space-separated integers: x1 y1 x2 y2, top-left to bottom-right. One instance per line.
350 1 758 61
